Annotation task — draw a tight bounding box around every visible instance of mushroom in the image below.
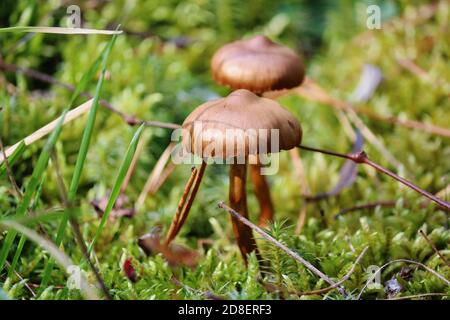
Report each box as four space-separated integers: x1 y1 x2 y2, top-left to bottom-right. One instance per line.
167 89 301 263
211 35 305 226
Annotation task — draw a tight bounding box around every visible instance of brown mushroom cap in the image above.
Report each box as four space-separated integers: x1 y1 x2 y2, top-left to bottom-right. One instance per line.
211 35 305 94
182 89 302 159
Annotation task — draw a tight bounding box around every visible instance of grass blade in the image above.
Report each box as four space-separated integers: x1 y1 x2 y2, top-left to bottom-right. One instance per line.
0 220 100 300
7 173 46 278
0 26 122 35
0 141 25 176
0 109 69 271
88 124 145 254
41 33 118 289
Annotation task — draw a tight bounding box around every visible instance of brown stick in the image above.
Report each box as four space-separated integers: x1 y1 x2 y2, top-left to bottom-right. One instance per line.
294 246 368 296
0 59 180 130
298 145 450 212
218 201 345 295
172 161 207 239
250 161 275 227
229 163 259 264
165 167 198 245
266 77 450 139
419 230 449 267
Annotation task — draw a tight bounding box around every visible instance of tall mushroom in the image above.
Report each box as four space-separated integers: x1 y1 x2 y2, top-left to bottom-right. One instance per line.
177 89 301 262
211 35 304 226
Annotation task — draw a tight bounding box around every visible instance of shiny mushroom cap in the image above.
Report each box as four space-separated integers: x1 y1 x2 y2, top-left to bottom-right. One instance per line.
182 89 302 159
211 35 305 94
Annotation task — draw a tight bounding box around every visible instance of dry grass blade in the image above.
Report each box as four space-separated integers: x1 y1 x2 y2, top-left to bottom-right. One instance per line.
137 143 176 206
0 99 93 165
0 26 122 35
0 220 100 300
120 133 148 193
288 148 311 235
218 201 347 296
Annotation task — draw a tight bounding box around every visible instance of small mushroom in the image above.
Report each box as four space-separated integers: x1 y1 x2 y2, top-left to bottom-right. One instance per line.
211 35 304 94
179 89 301 262
211 35 305 226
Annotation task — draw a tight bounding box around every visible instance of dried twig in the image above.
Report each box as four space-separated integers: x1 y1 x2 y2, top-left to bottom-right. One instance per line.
4 261 36 298
0 99 94 164
298 145 450 212
267 77 450 139
0 137 22 197
293 246 368 296
218 201 347 296
0 59 181 130
419 230 450 267
335 200 397 218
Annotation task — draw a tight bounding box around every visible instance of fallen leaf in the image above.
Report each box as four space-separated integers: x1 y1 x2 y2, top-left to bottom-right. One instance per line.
91 192 135 219
138 228 199 268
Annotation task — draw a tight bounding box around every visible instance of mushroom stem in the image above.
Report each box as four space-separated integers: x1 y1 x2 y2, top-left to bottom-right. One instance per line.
229 162 258 263
298 145 450 212
250 161 274 227
165 161 207 245
165 166 198 245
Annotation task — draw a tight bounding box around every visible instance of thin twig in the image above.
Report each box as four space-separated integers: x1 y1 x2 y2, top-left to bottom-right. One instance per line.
298 145 450 212
267 77 450 138
4 261 36 298
51 151 112 300
218 201 347 296
419 230 449 267
0 99 94 164
0 59 181 130
295 246 368 296
0 137 22 198
335 200 397 218
357 258 450 299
